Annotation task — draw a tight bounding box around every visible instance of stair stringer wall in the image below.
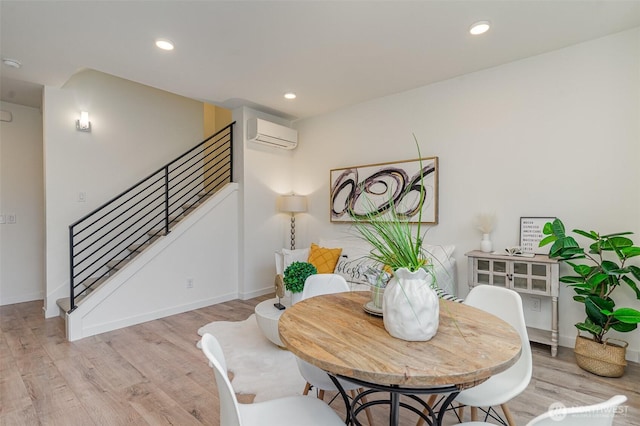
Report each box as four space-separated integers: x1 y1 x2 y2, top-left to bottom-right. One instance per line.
66 183 240 341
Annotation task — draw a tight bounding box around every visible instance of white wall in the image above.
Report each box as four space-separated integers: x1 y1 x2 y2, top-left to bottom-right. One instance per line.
232 107 296 298
42 70 204 316
291 29 640 360
0 102 45 305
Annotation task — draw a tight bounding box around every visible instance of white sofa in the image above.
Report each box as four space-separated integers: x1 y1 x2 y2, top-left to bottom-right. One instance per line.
275 237 458 297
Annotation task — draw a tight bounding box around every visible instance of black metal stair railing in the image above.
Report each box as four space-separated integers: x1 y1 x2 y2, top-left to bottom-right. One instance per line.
67 122 235 313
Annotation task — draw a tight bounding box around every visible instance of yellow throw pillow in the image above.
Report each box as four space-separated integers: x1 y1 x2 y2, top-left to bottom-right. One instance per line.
307 243 343 274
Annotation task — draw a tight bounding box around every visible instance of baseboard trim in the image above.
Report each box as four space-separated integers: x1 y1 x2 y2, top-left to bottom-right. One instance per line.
240 286 274 300
73 293 238 341
0 292 44 307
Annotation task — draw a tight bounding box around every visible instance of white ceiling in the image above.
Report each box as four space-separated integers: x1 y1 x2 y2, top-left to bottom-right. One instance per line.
1 1 639 120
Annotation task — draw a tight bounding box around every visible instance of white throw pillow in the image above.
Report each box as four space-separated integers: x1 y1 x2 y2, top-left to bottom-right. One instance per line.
282 248 310 272
316 238 458 296
424 244 456 266
424 244 456 296
275 248 310 275
319 237 378 287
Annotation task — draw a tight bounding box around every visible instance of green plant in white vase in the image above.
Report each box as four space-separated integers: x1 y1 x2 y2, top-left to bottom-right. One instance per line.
283 261 317 304
350 135 440 341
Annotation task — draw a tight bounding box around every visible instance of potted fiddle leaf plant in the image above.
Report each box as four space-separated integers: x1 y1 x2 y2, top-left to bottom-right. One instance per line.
283 261 317 304
539 218 640 377
350 135 440 342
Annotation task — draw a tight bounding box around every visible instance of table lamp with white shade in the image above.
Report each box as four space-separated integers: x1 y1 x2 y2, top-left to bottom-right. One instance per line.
279 194 307 250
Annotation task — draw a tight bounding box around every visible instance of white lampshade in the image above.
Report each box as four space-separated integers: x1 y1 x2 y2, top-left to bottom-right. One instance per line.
279 194 307 213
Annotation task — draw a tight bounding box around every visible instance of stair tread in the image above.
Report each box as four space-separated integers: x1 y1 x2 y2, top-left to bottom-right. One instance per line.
83 276 109 288
57 293 88 312
57 275 110 313
128 243 147 252
107 258 130 269
182 193 213 214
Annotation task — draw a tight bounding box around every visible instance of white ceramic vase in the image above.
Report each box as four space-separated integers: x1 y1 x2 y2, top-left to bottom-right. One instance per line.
382 267 439 341
480 233 493 253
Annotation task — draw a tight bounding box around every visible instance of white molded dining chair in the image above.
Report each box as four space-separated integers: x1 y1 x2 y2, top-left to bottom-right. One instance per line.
297 273 375 425
301 273 352 299
526 395 627 426
454 285 533 425
200 333 344 426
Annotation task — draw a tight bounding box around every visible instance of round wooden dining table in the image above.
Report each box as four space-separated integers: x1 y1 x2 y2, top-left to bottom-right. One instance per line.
279 291 522 426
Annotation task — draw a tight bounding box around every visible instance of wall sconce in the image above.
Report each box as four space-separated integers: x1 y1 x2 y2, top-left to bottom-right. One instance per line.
76 111 91 132
278 194 307 250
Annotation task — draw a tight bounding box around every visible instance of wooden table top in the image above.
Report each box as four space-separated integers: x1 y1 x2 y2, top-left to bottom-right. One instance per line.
279 291 522 389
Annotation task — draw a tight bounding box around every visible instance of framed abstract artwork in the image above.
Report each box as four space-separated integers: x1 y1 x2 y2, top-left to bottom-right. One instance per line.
330 157 438 223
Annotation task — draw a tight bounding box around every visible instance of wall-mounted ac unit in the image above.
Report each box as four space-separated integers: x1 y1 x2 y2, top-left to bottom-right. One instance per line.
247 118 298 150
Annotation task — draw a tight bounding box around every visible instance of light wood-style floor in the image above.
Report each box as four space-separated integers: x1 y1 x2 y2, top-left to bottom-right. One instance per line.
1 296 638 425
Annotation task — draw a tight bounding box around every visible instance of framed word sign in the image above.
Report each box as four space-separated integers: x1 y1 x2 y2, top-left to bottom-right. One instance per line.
330 157 438 223
520 217 555 254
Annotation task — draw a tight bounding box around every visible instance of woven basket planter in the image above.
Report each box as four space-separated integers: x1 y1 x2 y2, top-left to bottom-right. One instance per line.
574 334 628 378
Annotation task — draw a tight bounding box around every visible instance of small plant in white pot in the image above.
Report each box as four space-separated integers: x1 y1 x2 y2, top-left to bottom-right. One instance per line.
283 261 317 304
540 218 640 377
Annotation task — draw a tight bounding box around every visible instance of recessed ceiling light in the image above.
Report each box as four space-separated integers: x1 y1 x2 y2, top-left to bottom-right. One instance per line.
2 58 22 69
469 21 491 35
284 92 297 100
155 39 174 51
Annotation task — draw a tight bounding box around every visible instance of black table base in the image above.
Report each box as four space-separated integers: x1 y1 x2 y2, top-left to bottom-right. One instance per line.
329 374 460 426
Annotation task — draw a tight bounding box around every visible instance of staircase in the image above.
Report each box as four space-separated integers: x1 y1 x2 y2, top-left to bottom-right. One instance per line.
58 123 235 318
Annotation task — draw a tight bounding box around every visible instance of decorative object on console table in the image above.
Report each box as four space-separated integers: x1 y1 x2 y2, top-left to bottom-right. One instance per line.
350 135 440 341
480 234 493 253
520 217 555 254
278 194 307 250
539 218 640 377
283 261 317 305
475 212 495 253
465 250 559 357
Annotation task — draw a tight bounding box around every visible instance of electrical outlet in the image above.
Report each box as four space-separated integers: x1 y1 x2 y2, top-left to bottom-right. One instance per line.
186 278 194 289
0 215 5 224
7 214 16 224
531 297 541 312
78 192 87 202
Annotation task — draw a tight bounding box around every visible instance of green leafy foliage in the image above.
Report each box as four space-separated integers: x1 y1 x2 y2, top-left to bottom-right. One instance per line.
350 135 433 274
283 261 317 293
540 218 640 343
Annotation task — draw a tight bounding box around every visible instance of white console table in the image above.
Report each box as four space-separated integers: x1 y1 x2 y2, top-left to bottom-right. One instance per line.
465 250 559 357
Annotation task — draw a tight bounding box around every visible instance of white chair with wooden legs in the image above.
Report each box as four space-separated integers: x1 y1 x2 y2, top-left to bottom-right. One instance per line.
200 333 344 426
297 274 375 426
454 285 533 425
453 394 628 426
526 394 627 426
